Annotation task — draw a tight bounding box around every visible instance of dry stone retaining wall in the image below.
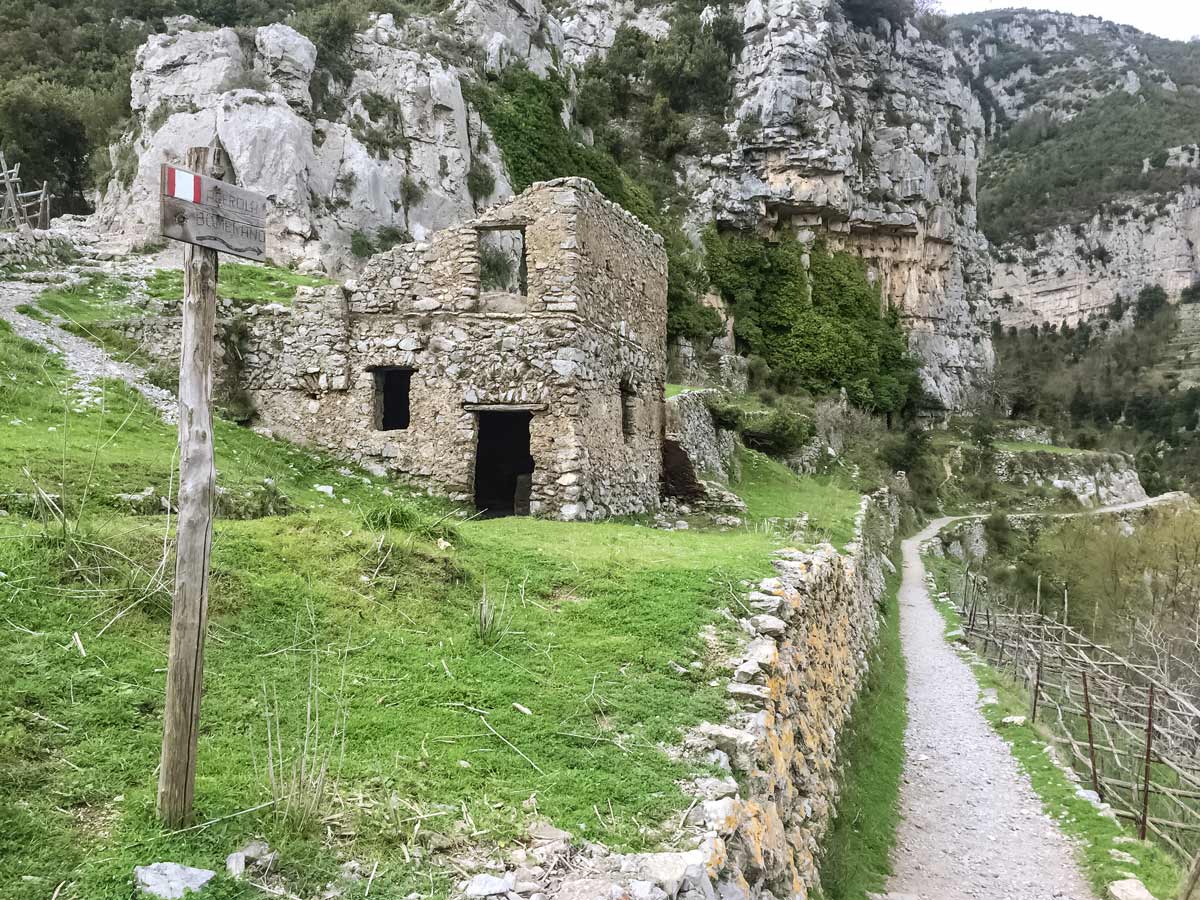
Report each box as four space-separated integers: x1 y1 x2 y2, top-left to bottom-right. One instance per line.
665 390 738 483
0 229 74 269
458 489 901 900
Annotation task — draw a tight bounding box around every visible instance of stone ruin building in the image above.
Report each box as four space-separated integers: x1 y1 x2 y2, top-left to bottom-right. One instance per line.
126 178 669 520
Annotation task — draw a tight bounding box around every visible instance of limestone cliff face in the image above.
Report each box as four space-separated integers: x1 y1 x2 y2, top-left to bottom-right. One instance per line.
954 10 1200 331
98 0 1001 408
565 0 997 410
93 15 514 272
992 188 1200 329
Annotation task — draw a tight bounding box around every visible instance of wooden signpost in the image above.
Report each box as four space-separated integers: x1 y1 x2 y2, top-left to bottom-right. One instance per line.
160 161 268 261
156 141 269 827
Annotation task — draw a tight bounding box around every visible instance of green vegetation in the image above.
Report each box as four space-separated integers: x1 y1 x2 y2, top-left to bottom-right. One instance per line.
980 87 1200 243
732 447 861 547
817 565 906 899
993 302 1200 494
703 230 919 414
144 263 331 306
37 273 134 324
0 318 853 900
925 555 1185 899
465 68 715 342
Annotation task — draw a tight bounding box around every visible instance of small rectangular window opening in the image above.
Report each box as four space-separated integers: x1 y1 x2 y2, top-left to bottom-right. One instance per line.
374 367 413 431
620 383 636 440
479 227 527 295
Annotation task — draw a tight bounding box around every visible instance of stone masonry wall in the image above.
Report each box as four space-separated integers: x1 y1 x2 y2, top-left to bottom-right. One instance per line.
462 489 902 899
665 390 738 482
108 179 669 520
686 490 899 897
0 229 74 270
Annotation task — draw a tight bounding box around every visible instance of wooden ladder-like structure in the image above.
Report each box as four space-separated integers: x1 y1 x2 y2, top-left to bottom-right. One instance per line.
0 150 50 229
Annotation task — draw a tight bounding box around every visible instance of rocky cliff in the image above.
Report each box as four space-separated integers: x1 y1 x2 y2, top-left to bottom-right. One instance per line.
992 187 1200 329
93 13 515 270
959 10 1200 330
95 0 1004 410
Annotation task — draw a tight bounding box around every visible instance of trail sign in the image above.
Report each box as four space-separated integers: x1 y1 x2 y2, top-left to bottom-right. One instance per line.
160 164 268 261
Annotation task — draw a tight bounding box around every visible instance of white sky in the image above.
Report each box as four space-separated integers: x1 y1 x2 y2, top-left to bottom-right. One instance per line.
939 0 1200 42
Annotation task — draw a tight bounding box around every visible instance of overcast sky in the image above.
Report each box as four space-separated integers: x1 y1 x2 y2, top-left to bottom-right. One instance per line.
939 1 1200 42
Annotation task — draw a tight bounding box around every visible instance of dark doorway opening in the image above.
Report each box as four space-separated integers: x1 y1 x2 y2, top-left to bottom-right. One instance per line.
474 411 534 516
374 368 412 431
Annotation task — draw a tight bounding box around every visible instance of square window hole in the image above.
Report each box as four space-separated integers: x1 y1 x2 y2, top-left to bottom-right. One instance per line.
479 228 527 295
374 367 413 430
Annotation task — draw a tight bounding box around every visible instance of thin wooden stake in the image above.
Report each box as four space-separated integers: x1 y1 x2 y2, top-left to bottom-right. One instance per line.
1031 651 1043 724
1140 684 1155 841
157 141 225 828
1082 671 1102 800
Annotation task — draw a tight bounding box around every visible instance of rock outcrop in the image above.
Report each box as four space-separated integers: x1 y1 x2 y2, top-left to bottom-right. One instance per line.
992 187 1200 329
686 1 996 410
93 17 512 272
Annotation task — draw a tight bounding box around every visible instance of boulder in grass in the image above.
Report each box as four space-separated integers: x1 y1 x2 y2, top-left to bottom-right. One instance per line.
134 862 216 899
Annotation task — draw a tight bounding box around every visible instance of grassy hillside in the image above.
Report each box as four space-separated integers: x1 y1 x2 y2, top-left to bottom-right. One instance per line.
0 313 867 899
992 306 1200 494
979 87 1200 244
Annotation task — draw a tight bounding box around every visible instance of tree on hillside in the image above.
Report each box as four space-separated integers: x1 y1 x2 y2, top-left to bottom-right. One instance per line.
0 77 90 213
1135 284 1169 326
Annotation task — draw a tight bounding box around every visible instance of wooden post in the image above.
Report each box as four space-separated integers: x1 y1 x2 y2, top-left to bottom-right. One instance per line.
157 142 224 828
38 181 49 229
1139 684 1155 841
1031 651 1043 723
1082 672 1102 800
0 152 23 227
1035 573 1042 618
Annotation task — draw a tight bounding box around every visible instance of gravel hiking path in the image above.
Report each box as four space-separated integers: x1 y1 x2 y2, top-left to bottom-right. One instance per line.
883 515 1100 900
0 266 176 422
882 497 1186 900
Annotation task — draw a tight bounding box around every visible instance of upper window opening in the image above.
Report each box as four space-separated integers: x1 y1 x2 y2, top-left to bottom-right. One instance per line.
374 367 412 431
479 228 527 295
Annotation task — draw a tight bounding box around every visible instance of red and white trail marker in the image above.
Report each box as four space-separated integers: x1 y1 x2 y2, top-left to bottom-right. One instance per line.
160 163 269 261
164 166 202 204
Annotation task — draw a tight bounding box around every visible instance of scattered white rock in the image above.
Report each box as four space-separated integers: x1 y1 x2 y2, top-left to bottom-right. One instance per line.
134 863 216 899
1107 878 1156 900
465 873 509 897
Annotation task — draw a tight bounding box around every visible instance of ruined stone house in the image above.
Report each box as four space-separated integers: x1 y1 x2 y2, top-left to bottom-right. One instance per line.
126 178 669 519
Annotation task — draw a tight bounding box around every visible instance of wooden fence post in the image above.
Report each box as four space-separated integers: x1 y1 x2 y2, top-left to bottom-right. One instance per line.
38 181 49 229
1140 684 1155 841
1082 671 1103 800
1178 850 1200 900
1031 650 1043 724
157 142 224 828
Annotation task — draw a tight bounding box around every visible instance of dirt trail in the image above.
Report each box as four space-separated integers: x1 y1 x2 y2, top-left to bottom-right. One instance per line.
0 267 176 422
883 515 1099 899
882 495 1185 900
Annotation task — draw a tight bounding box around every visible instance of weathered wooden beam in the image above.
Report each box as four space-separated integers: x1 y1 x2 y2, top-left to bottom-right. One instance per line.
157 141 224 828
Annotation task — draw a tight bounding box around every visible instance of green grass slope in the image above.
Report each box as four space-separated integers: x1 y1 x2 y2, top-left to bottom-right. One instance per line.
0 317 862 899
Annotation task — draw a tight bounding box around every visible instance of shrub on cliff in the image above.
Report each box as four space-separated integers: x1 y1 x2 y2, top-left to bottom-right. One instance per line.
703 227 919 414
1135 284 1169 326
840 0 915 32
